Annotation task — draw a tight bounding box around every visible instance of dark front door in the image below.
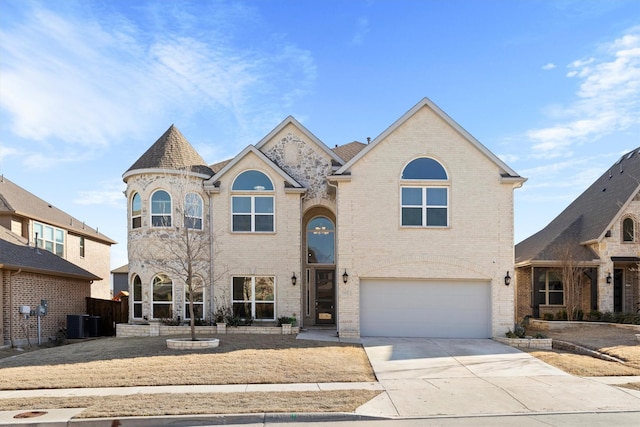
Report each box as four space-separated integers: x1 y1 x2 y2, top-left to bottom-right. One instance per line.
315 270 335 324
614 269 624 312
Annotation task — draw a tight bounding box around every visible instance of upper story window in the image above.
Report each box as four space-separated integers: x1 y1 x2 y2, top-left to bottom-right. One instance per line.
400 157 449 227
151 190 172 227
231 170 274 232
131 193 142 229
184 193 203 230
33 221 64 256
622 217 635 242
307 217 335 264
79 236 85 258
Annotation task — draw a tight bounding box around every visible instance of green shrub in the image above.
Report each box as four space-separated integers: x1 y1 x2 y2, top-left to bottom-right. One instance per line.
586 310 601 321
533 332 548 339
277 316 297 326
555 310 568 321
543 313 554 321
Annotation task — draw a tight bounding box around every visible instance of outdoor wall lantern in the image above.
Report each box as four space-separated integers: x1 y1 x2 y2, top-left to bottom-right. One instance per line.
291 272 297 286
342 270 349 284
606 272 612 284
504 271 511 286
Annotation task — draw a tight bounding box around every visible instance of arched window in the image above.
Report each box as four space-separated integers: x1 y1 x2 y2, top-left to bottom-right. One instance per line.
152 274 173 319
151 190 172 227
184 276 204 320
231 170 274 232
184 193 203 230
132 274 142 318
401 157 449 227
307 217 335 264
131 193 141 229
623 217 635 242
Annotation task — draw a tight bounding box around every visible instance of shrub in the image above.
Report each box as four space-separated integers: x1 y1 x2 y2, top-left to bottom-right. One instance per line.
543 313 554 321
277 316 297 326
555 310 568 321
586 310 601 321
571 308 584 321
533 332 548 339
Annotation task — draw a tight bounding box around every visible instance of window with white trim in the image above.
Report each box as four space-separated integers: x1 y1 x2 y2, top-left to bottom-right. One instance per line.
232 276 275 320
132 274 143 319
131 192 142 229
184 276 204 320
538 270 563 305
400 158 449 227
184 193 203 230
231 171 274 232
152 274 173 319
33 222 65 256
151 190 172 227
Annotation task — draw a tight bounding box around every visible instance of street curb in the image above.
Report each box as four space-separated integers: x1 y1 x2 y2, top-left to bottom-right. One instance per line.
69 412 387 426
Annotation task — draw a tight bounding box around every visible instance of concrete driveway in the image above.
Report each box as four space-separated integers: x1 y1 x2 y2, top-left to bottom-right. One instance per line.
357 338 640 418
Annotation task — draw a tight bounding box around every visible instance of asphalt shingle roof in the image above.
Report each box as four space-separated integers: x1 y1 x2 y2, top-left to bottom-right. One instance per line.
516 147 640 265
0 177 116 245
125 125 214 177
332 141 367 162
0 228 101 280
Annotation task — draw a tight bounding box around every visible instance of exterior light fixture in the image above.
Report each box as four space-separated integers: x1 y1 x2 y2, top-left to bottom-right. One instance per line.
342 270 349 284
504 271 511 286
291 272 297 286
606 272 612 284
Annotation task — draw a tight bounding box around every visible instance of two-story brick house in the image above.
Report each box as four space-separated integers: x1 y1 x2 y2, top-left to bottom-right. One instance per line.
515 148 640 320
123 98 525 338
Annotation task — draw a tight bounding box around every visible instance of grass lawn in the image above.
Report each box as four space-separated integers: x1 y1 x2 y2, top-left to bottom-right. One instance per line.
0 334 380 417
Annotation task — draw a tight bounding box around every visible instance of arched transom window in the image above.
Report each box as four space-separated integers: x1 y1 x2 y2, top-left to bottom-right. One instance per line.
307 217 335 264
401 157 449 227
231 170 274 232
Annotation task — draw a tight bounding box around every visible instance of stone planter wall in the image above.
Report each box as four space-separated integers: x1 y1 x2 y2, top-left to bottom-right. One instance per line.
494 337 552 350
529 319 640 332
116 323 299 337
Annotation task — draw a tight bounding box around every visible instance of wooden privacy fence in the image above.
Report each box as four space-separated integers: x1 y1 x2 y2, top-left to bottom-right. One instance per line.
86 296 129 336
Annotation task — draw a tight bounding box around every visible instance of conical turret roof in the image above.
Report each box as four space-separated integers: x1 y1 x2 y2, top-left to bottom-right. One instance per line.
124 125 213 179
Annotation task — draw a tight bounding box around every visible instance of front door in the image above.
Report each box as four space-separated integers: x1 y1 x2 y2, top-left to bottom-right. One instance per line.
315 270 335 324
614 269 624 312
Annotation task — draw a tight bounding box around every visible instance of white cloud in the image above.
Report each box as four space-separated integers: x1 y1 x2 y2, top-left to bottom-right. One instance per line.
542 63 556 70
0 3 316 166
350 16 370 46
75 180 126 208
527 28 640 157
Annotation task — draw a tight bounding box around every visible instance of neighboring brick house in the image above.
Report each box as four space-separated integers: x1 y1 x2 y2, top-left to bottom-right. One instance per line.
515 148 640 320
0 177 116 299
0 227 100 346
123 98 525 338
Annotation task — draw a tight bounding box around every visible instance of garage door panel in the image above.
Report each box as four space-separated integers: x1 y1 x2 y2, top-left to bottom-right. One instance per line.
360 280 491 338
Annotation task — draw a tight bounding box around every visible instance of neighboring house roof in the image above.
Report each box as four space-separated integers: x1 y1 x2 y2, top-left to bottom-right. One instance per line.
332 141 367 162
255 116 345 165
516 147 640 266
111 264 129 274
334 97 524 181
0 176 116 245
205 145 304 190
123 124 214 180
0 228 101 281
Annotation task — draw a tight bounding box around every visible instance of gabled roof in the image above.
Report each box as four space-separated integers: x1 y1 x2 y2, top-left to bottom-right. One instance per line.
0 177 116 245
0 228 101 281
516 147 640 265
332 141 367 162
334 97 524 181
255 116 344 165
111 264 129 274
123 125 214 180
205 145 303 190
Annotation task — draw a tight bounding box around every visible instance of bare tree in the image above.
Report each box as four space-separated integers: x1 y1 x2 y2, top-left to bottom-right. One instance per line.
133 170 212 341
552 243 588 320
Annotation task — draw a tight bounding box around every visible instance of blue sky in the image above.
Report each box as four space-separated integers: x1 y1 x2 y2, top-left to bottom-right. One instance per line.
1 0 639 272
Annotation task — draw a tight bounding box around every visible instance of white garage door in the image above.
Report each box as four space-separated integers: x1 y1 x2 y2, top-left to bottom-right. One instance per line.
360 279 491 338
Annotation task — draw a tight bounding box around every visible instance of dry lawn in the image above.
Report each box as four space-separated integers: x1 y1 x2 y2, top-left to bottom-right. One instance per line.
524 323 640 391
0 334 375 390
0 390 382 418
